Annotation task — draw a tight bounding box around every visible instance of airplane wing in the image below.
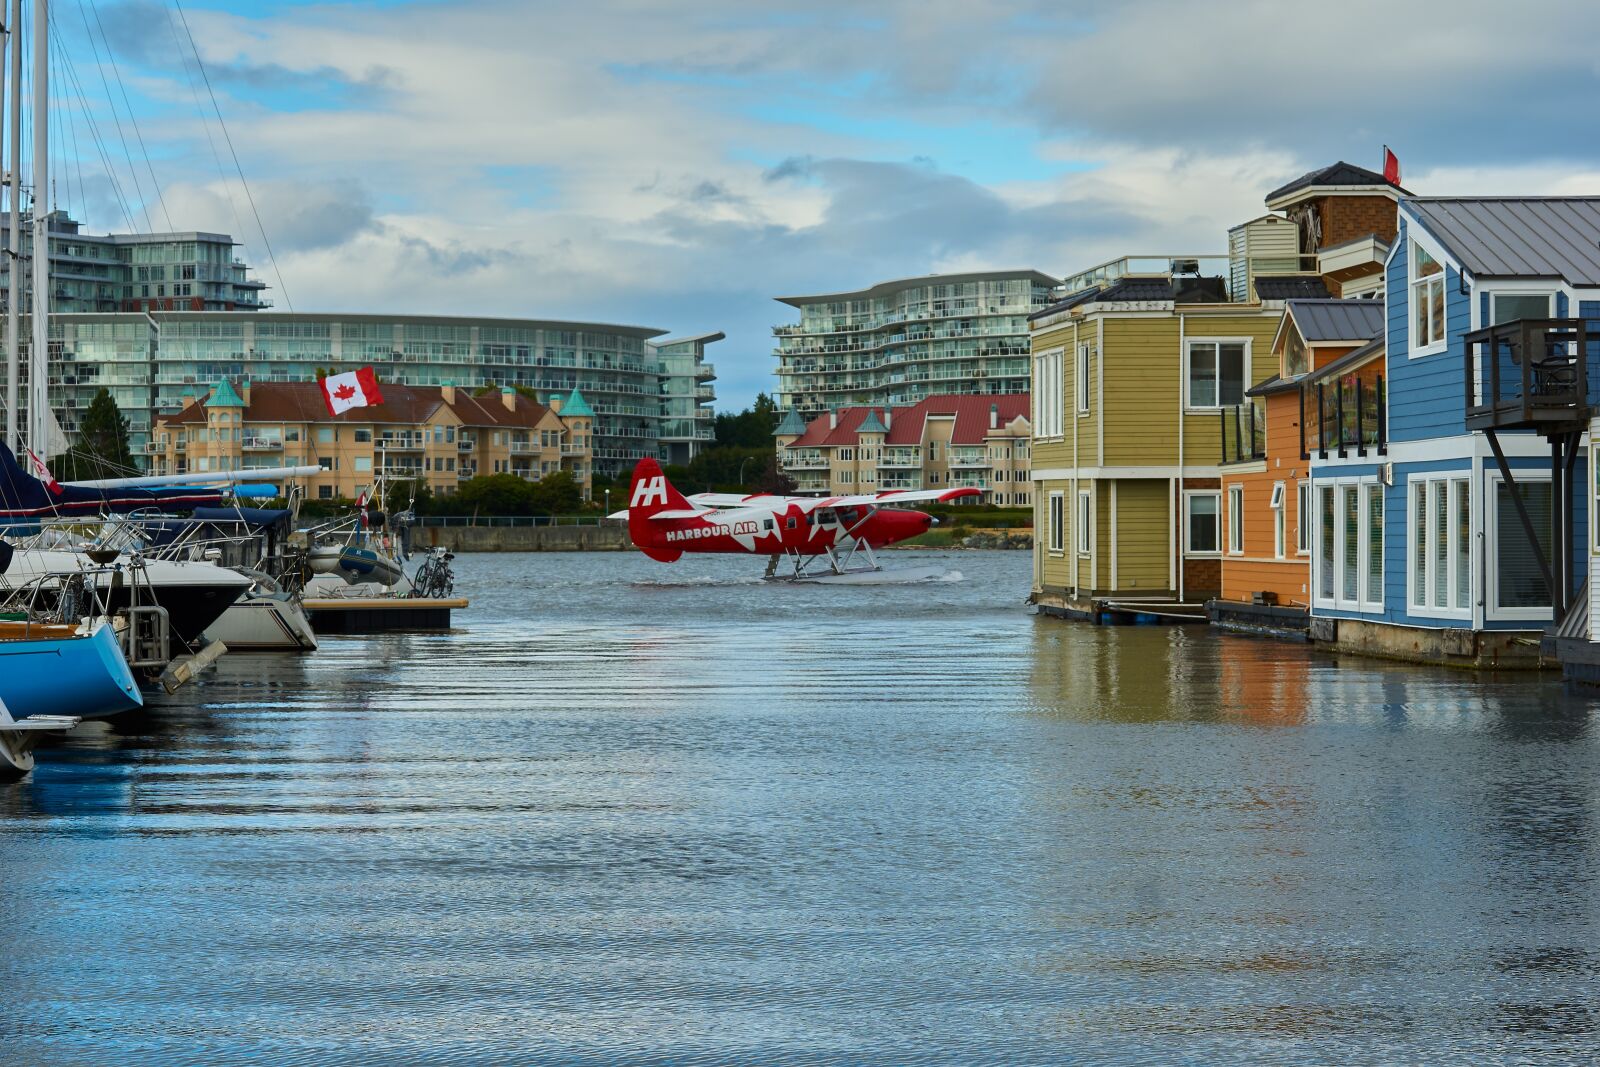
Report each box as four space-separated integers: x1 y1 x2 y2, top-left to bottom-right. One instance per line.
812 487 983 508
686 492 783 508
606 508 709 520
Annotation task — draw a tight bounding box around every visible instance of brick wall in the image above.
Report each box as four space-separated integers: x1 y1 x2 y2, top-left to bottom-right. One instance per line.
1315 194 1399 249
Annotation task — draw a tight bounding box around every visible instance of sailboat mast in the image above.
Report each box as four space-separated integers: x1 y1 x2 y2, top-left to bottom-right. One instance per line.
28 0 45 453
4 0 18 452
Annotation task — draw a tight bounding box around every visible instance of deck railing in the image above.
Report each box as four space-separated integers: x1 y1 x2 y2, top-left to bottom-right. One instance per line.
1463 318 1592 431
1304 374 1386 458
1219 399 1265 464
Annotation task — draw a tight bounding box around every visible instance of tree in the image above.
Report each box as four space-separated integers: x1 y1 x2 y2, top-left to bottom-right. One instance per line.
754 454 796 495
713 392 779 448
57 388 135 480
526 470 581 515
384 478 434 516
454 473 533 516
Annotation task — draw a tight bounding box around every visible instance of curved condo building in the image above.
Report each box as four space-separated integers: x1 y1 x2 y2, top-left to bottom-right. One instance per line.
43 312 718 477
773 270 1058 417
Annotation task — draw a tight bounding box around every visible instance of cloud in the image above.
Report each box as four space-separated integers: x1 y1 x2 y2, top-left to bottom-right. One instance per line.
52 0 1600 408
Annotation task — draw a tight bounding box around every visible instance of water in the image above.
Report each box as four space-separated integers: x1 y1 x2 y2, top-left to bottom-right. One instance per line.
2 550 1598 1064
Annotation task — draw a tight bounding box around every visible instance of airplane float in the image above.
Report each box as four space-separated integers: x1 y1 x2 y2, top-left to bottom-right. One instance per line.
611 458 980 582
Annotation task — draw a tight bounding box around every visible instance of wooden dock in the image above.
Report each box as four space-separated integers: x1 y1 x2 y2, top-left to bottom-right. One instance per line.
302 597 469 634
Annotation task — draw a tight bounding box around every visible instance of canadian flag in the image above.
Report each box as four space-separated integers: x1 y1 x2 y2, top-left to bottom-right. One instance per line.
320 367 384 416
24 447 61 495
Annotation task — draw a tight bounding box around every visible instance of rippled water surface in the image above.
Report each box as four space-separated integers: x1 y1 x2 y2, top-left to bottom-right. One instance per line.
3 550 1599 1064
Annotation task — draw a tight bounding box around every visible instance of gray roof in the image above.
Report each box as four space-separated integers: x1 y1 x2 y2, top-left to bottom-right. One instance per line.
1096 277 1179 302
774 408 807 435
1286 298 1385 342
1266 160 1404 203
856 409 888 434
1405 198 1600 286
1026 285 1104 321
776 269 1060 307
1255 275 1331 301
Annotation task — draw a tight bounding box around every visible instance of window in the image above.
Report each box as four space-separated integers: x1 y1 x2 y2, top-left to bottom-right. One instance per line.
353 429 372 443
1490 292 1554 325
1033 348 1064 438
1296 481 1311 555
1315 480 1385 611
1411 242 1446 350
1048 491 1064 553
1186 341 1247 408
1227 485 1243 554
1076 489 1091 555
1271 481 1286 559
1075 343 1091 414
318 485 333 499
354 457 372 472
1492 479 1553 615
1185 492 1220 554
1409 476 1471 614
317 427 334 443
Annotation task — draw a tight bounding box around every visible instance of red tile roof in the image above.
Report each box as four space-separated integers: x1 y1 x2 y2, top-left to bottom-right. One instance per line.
789 394 1030 447
162 381 556 429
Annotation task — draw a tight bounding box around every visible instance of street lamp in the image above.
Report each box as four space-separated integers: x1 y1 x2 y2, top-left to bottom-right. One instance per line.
738 456 752 487
604 487 611 514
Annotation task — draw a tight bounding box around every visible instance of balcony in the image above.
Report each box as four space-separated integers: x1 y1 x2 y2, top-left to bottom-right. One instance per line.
783 449 828 470
375 433 425 451
879 474 922 491
1304 372 1386 459
458 436 475 451
1464 318 1593 433
241 435 282 451
880 447 921 468
1219 400 1265 465
948 447 987 468
950 472 987 489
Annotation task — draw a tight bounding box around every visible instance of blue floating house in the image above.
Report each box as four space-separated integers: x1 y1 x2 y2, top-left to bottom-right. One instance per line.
1308 197 1600 666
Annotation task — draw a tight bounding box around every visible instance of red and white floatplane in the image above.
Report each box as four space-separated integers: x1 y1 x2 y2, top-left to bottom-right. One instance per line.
610 458 977 583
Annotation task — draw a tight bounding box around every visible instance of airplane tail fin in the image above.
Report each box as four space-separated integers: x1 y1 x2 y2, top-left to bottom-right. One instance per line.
627 457 687 562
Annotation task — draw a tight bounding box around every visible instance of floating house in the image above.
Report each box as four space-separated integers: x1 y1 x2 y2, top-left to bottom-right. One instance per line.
1030 162 1402 623
1211 298 1385 637
1308 197 1600 667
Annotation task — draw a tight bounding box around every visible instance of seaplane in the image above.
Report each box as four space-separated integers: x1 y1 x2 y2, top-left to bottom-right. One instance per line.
611 458 979 582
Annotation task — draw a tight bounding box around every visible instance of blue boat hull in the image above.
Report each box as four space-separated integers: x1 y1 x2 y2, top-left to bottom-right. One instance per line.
0 624 143 720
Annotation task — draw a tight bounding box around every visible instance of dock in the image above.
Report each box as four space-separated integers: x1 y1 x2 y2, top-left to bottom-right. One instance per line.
302 597 469 634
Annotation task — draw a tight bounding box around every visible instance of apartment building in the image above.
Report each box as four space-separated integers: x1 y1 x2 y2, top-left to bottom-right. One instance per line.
775 394 1031 505
44 312 717 475
773 270 1057 417
150 380 595 501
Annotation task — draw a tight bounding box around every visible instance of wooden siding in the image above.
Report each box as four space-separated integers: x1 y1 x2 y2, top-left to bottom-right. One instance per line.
1387 215 1473 443
1219 389 1310 605
1113 479 1171 593
1102 317 1180 466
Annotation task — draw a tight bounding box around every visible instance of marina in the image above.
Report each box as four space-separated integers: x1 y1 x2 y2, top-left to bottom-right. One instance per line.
3 550 1599 1063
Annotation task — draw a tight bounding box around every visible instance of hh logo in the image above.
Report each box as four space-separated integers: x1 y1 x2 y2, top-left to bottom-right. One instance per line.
632 476 668 508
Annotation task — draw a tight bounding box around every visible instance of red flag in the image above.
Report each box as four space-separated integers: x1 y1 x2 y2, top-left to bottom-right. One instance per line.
320 367 384 416
24 448 61 495
1382 146 1401 186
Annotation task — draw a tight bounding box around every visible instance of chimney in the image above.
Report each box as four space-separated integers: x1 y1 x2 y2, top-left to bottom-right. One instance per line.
440 380 455 405
884 410 891 430
501 386 517 412
549 394 564 415
990 403 998 430
241 379 251 406
828 410 837 430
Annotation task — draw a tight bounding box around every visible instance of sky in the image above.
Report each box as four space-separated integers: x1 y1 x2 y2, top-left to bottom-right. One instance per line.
38 0 1600 408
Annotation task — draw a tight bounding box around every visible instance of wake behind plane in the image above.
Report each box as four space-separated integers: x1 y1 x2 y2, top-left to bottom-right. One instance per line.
611 458 978 582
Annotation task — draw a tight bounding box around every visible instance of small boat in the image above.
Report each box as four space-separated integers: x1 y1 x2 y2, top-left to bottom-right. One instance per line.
203 575 318 652
0 617 143 720
307 542 405 588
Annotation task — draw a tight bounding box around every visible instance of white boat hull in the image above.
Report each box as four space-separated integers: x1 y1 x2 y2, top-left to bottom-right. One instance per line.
780 564 952 585
203 593 319 652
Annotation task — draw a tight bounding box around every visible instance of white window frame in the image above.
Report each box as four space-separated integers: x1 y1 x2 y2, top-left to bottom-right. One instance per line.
1183 490 1222 557
1271 481 1286 559
1312 476 1386 614
1486 471 1555 623
1048 491 1065 554
1410 240 1447 355
1405 475 1472 619
1489 290 1555 326
1226 484 1244 555
1076 489 1092 556
1075 343 1091 415
1033 347 1065 439
1296 480 1311 555
1183 338 1252 411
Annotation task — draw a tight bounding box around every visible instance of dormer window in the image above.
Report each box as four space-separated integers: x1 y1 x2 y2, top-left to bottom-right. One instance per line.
1412 243 1446 350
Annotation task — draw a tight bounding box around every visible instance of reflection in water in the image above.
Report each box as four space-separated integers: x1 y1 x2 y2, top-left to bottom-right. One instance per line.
0 550 1597 1064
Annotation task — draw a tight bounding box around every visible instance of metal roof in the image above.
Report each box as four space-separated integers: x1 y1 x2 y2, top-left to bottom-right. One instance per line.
1254 275 1331 301
1285 298 1385 342
1026 285 1105 321
1404 198 1600 286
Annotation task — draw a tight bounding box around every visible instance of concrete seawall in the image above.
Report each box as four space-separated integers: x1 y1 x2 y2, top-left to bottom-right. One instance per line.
420 524 632 552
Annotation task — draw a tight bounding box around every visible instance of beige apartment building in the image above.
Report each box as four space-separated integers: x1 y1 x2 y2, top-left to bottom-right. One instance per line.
150 379 595 501
775 394 1031 504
